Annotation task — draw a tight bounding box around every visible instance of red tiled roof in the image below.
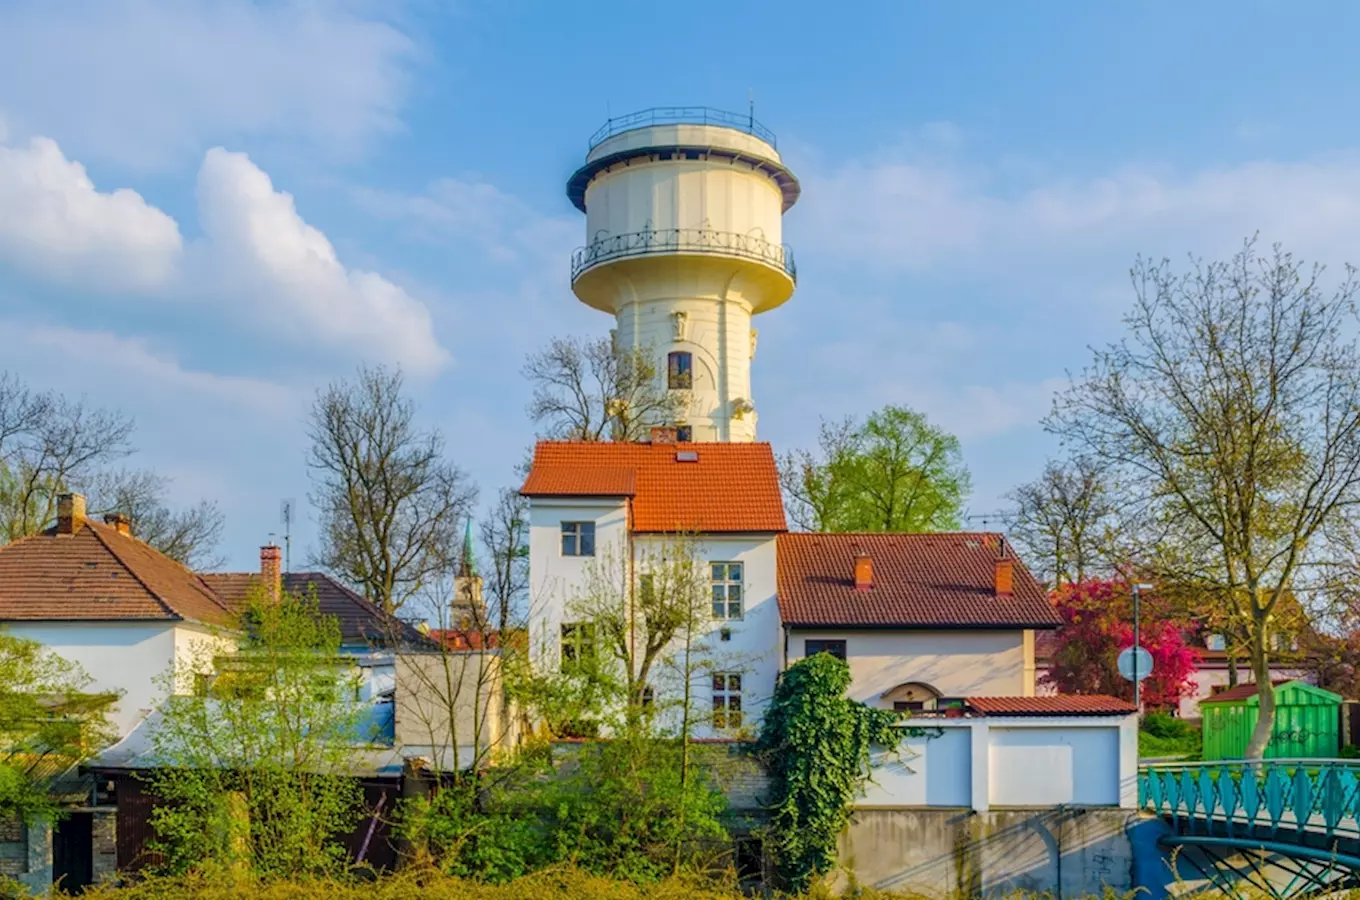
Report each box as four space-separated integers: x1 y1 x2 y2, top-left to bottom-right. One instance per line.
0 519 233 626
1198 680 1290 704
777 533 1061 629
520 441 786 533
428 628 529 652
965 695 1137 716
201 572 427 647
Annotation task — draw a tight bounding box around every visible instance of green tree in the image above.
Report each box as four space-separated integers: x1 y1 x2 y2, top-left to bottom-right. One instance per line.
146 587 367 878
0 632 117 823
1050 239 1360 758
779 406 970 533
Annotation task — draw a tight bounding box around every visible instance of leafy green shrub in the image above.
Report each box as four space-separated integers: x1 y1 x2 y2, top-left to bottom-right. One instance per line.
1138 711 1201 759
756 653 904 893
1140 711 1192 740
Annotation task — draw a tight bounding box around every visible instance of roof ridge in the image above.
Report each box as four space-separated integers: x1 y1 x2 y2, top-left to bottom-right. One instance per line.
88 520 233 621
781 531 1005 538
84 521 183 620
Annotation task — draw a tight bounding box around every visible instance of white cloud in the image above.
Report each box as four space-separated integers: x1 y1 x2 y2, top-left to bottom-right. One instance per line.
0 0 414 169
0 319 297 416
799 150 1360 277
0 134 447 374
354 177 578 266
193 148 448 375
0 137 182 289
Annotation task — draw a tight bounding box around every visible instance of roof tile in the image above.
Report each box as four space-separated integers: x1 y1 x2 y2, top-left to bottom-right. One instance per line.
0 519 232 625
965 695 1137 716
777 532 1060 629
521 441 786 533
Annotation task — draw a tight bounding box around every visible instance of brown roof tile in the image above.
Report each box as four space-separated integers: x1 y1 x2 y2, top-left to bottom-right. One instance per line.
0 519 232 626
1198 680 1290 704
777 532 1060 629
520 441 786 533
965 695 1137 716
201 572 428 647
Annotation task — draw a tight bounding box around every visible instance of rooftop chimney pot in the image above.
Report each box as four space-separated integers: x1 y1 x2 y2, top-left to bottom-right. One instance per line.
650 426 678 444
260 544 283 604
103 513 132 537
56 493 87 535
853 550 873 591
994 557 1014 598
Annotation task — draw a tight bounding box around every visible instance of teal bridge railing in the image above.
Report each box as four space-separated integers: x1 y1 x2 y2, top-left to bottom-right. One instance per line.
1139 759 1360 842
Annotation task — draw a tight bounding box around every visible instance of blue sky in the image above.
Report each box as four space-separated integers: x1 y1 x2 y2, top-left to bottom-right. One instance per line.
3 0 1360 572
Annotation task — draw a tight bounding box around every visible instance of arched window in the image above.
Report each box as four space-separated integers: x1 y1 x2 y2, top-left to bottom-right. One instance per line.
880 681 942 713
668 351 693 389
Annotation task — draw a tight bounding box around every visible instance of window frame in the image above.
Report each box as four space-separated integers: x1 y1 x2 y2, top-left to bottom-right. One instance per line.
712 672 743 730
668 351 694 390
804 639 847 661
710 561 744 620
560 521 596 557
560 621 597 673
675 425 693 442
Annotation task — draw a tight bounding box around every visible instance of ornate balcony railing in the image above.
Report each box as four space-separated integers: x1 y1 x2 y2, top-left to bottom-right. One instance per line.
588 107 778 150
570 227 796 284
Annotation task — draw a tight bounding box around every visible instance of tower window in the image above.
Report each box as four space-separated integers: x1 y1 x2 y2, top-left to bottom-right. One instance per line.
668 352 693 389
711 562 743 620
561 521 595 556
713 673 743 729
676 425 693 442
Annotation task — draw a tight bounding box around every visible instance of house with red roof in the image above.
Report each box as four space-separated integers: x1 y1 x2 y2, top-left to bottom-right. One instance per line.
520 437 1101 738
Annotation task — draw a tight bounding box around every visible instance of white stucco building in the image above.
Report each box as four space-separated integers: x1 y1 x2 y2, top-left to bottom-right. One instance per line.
566 108 800 442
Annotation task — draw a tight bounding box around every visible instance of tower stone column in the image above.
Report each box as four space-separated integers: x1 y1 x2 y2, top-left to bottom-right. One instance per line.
567 109 800 442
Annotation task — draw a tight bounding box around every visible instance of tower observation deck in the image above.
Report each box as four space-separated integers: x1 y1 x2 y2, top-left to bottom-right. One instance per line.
566 107 800 442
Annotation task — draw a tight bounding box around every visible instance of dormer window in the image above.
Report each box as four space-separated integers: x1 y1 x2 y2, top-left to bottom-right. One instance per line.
668 352 693 389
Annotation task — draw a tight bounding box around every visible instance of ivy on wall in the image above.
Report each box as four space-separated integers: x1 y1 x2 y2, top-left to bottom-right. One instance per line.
754 653 905 892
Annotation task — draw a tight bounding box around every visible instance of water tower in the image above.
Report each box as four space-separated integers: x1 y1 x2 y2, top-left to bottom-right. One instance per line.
567 107 800 442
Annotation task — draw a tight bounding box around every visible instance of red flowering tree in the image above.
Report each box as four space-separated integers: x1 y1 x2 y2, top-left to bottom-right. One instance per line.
1043 579 1200 708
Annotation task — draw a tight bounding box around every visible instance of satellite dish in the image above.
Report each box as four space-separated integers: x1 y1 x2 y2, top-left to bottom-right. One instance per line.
1117 646 1154 682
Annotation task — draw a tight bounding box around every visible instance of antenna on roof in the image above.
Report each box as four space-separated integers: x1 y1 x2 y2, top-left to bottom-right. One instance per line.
748 89 755 129
965 511 1009 531
280 499 294 573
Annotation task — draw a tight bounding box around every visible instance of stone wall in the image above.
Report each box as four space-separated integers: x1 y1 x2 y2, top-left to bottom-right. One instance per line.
0 815 51 892
835 807 1139 897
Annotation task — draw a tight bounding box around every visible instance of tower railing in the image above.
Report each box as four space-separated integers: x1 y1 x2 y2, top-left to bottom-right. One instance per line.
588 107 777 150
570 227 797 284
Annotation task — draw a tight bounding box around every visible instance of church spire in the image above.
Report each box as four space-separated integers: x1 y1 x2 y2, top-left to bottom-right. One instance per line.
458 517 476 578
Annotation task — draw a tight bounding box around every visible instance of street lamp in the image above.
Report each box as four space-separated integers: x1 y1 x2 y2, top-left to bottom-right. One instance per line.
1131 582 1154 709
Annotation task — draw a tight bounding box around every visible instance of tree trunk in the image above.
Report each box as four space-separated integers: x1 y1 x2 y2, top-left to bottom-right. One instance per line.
1244 626 1276 760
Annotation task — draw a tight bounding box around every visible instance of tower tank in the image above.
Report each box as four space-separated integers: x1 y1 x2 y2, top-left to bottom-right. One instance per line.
567 107 800 442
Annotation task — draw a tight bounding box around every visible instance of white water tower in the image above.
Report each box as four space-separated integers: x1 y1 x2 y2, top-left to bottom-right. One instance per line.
567 107 800 442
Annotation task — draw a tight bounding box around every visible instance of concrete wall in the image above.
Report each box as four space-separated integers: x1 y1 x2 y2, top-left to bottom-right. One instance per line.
836 807 1139 897
394 651 515 767
787 630 1029 704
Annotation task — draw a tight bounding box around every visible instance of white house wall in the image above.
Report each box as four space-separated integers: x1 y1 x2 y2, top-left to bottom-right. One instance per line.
787 630 1028 705
988 726 1120 806
6 622 179 738
528 497 629 672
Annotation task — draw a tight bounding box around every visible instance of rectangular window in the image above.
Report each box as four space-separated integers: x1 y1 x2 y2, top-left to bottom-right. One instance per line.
713 673 743 730
676 425 693 442
668 351 693 389
805 639 847 661
893 700 925 713
561 622 596 673
561 521 595 557
710 562 743 620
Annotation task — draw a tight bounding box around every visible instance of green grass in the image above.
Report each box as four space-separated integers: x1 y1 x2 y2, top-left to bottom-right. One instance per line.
1139 711 1201 760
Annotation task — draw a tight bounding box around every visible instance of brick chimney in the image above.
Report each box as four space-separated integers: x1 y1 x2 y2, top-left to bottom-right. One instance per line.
103 513 132 536
260 545 283 603
56 493 87 535
853 550 873 591
650 426 678 444
994 557 1014 598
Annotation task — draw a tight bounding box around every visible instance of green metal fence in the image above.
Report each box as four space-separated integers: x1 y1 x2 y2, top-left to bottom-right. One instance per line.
1140 759 1360 841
